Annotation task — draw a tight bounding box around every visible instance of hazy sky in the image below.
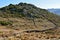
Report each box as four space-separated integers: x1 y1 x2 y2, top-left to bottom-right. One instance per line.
0 0 60 9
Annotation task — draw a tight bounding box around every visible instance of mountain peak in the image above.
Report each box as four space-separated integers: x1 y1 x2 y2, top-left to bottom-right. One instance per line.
18 2 27 5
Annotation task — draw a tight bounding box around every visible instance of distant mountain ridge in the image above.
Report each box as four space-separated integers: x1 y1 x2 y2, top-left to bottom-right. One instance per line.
48 9 60 15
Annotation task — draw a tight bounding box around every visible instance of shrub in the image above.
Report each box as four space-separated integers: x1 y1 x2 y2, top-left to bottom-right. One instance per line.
0 21 12 26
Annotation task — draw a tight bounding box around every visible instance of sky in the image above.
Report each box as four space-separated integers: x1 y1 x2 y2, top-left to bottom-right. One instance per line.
0 0 60 9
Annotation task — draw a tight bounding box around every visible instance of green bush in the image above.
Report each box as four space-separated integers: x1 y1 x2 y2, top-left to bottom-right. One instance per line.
0 21 12 26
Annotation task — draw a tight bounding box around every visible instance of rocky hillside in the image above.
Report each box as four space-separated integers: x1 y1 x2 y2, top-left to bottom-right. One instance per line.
0 3 60 40
0 3 60 30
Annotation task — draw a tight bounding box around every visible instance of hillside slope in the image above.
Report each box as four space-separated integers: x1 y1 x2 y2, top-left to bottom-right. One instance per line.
0 3 60 30
0 3 60 40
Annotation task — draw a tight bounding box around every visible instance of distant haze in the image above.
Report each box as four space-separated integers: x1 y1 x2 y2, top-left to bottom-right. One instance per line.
48 9 60 15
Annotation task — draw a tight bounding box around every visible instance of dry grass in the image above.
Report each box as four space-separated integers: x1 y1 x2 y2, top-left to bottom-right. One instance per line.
0 27 60 40
0 17 59 40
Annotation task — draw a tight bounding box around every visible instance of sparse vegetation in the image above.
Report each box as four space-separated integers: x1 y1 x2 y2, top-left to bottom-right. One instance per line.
0 3 60 40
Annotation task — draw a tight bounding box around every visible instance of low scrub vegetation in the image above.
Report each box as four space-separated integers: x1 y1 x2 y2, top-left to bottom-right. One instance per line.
0 21 12 26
